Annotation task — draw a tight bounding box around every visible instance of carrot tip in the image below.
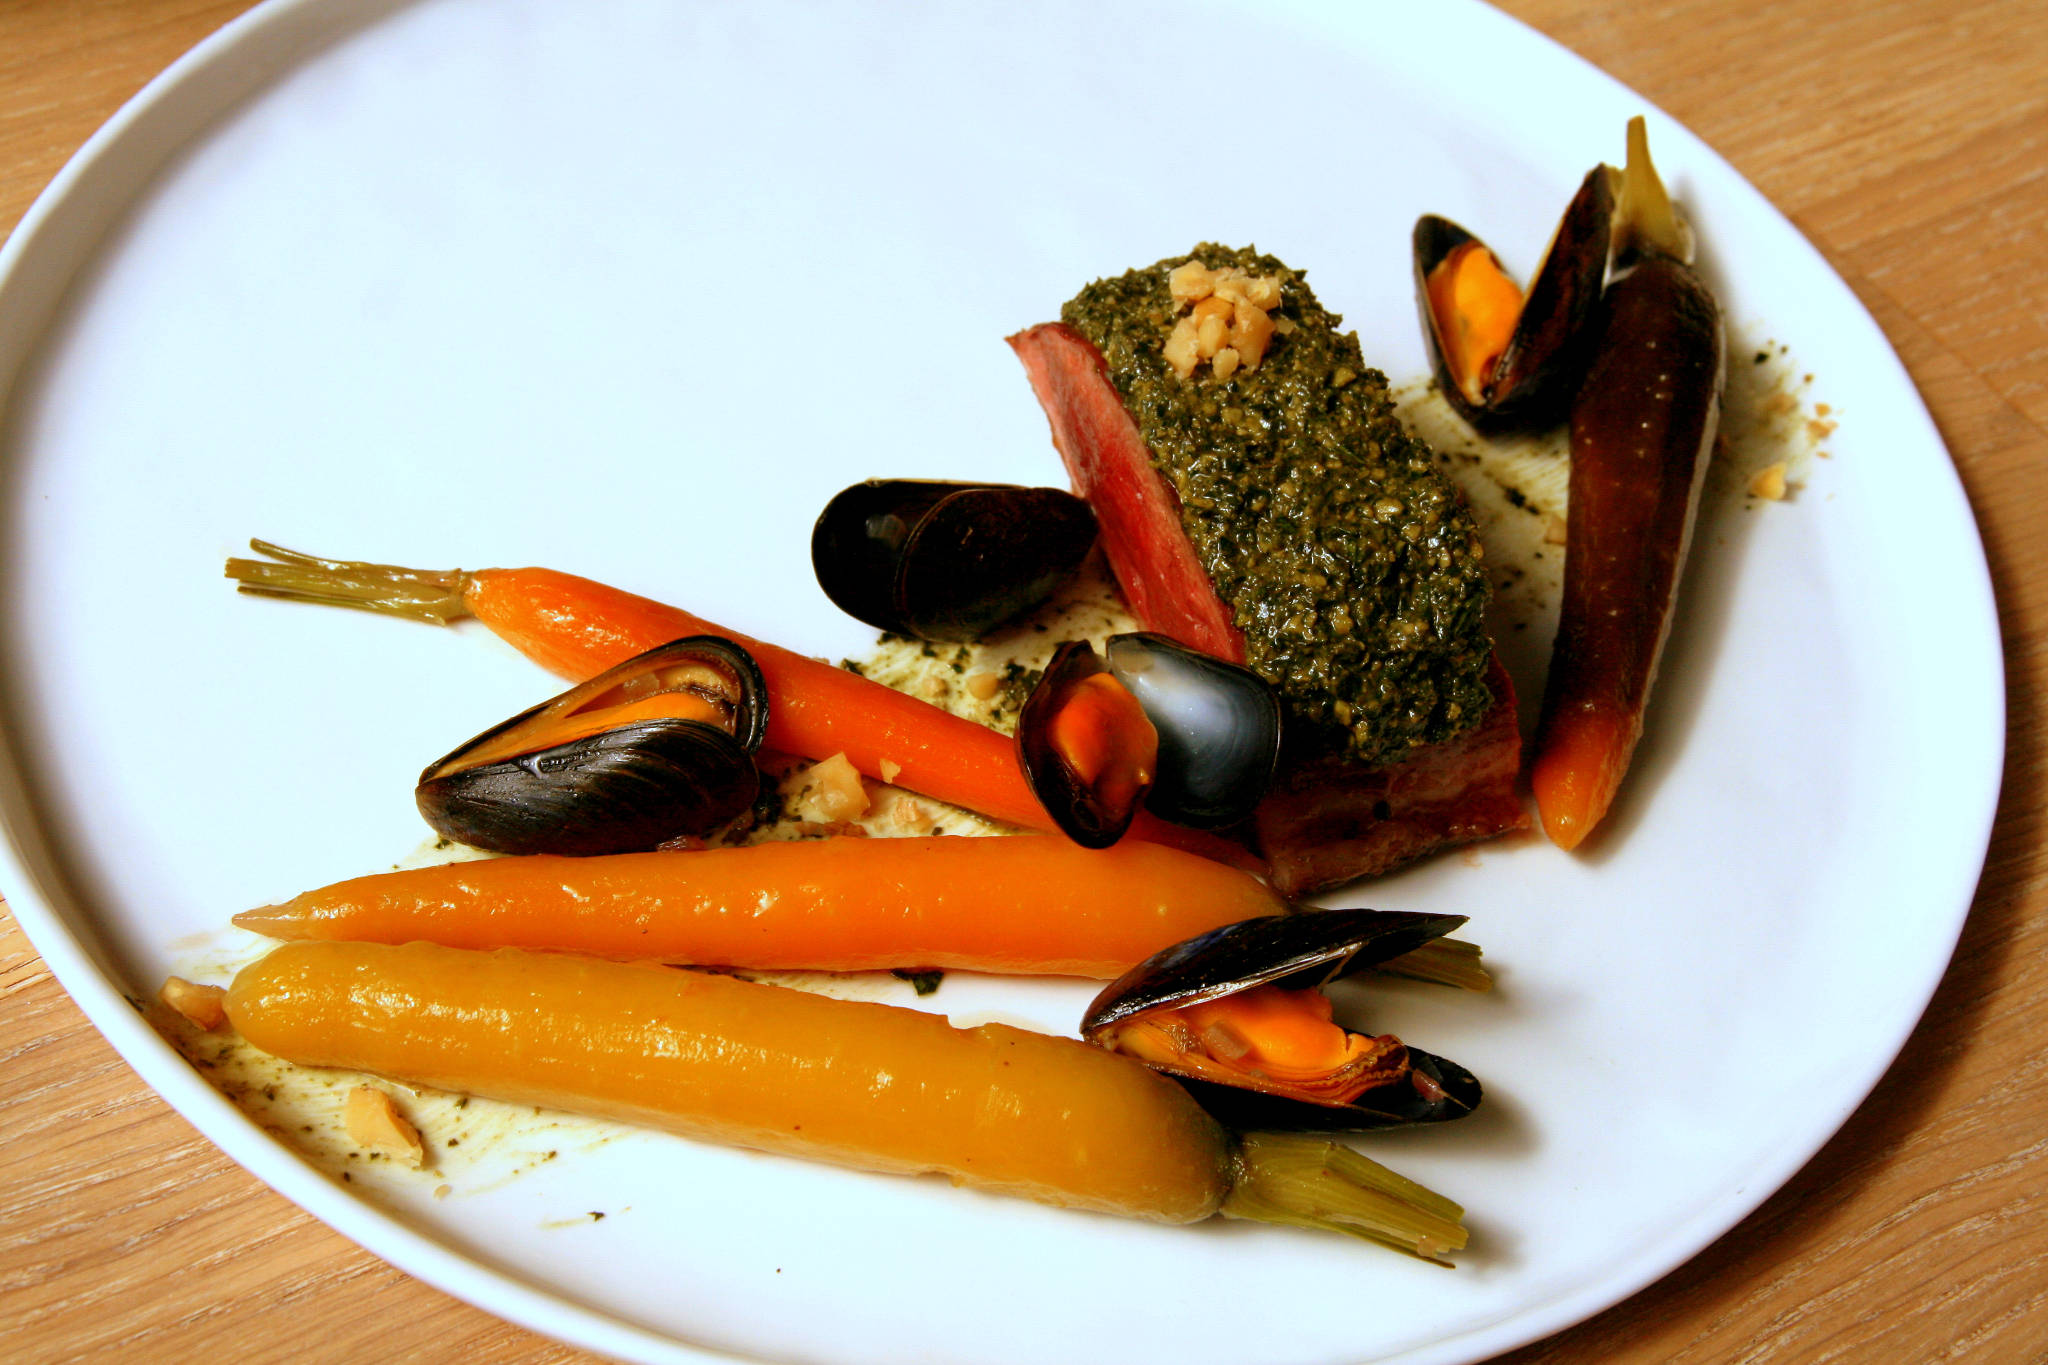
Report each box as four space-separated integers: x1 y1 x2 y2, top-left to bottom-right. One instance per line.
1537 802 1595 852
233 905 301 937
1529 710 1636 852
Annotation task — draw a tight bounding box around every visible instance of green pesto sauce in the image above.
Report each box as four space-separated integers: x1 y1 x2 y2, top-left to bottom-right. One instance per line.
1060 244 1492 764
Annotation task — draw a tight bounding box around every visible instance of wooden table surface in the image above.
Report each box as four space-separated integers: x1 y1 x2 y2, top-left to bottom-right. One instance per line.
3 2 2044 1361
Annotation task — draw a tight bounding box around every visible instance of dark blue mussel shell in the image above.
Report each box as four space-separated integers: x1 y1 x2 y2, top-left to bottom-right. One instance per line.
415 635 768 857
812 480 1098 641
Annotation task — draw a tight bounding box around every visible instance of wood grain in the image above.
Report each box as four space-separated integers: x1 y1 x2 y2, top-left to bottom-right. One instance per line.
3 1 2045 1361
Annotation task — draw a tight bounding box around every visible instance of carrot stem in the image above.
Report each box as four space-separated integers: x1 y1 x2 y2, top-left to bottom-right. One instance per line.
1374 935 1492 992
1223 1132 1467 1263
224 541 473 625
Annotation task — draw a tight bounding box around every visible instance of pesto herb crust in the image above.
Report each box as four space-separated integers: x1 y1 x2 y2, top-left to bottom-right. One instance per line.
1060 245 1492 764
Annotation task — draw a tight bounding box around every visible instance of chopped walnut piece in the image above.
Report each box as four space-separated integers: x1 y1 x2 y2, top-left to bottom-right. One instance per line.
1164 316 1201 378
1210 270 1281 306
1230 301 1275 370
345 1086 425 1168
1164 260 1283 379
887 794 935 833
1168 260 1215 304
158 977 227 1032
1748 462 1790 501
783 752 870 823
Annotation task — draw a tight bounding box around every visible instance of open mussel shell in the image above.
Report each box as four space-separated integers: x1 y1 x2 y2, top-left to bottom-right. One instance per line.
1414 164 1615 430
811 480 1098 641
1104 632 1280 828
1017 639 1158 849
1082 909 1481 1130
416 635 768 856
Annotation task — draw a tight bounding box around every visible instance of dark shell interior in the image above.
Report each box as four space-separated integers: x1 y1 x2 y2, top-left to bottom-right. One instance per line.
1104 632 1281 829
811 480 1098 641
1414 164 1615 430
1169 1047 1482 1131
414 635 768 856
1017 639 1156 849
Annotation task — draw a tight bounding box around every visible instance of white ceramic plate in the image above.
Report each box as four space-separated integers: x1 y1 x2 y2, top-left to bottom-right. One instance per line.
0 2 2002 1362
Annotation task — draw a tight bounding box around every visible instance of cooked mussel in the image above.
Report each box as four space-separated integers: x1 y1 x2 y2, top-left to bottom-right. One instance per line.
1020 634 1285 844
1017 639 1158 848
811 479 1099 641
1414 165 1614 430
1104 632 1280 829
416 635 768 856
1081 910 1483 1130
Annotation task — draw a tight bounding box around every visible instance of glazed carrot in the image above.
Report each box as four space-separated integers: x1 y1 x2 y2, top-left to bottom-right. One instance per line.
1531 120 1723 850
226 940 1466 1255
234 835 1287 977
225 542 1253 868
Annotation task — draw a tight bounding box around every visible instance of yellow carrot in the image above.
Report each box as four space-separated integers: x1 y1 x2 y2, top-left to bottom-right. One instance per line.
234 835 1286 978
226 941 1467 1256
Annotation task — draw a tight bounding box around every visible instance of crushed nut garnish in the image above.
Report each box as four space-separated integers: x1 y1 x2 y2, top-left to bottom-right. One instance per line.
1164 260 1283 380
886 794 935 833
781 752 870 823
345 1086 426 1168
1748 461 1790 501
792 820 869 839
158 977 228 1032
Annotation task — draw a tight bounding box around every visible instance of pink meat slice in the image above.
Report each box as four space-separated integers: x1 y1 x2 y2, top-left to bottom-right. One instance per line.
1007 321 1529 896
1005 324 1245 661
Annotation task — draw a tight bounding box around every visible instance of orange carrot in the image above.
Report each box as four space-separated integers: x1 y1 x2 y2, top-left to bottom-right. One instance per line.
234 835 1288 978
225 542 1255 867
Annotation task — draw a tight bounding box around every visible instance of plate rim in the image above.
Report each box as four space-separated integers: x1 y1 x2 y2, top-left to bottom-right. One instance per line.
0 1 2006 1362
